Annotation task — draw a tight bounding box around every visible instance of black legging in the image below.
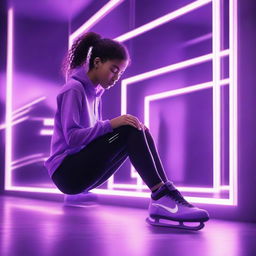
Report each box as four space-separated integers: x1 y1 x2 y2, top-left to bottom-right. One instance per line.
52 125 169 194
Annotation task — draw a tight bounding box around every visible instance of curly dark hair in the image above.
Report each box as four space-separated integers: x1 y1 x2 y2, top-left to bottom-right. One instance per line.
61 32 131 77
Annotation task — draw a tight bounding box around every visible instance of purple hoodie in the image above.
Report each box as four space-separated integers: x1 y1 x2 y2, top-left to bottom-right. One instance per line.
44 65 113 178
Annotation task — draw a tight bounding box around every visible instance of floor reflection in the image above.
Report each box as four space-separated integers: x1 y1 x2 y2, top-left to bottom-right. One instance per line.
0 195 255 256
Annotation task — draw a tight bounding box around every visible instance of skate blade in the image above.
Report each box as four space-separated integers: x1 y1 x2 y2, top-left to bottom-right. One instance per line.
146 217 205 231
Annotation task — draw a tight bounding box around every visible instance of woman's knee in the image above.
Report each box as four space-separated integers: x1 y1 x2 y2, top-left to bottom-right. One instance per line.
117 124 141 135
112 125 144 145
125 125 151 138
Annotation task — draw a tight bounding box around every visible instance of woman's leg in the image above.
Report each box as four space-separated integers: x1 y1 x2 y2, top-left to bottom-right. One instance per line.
125 127 168 190
85 126 169 191
52 125 168 194
84 148 129 191
52 126 130 194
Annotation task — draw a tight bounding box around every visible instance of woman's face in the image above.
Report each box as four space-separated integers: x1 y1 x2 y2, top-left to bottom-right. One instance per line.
95 58 129 89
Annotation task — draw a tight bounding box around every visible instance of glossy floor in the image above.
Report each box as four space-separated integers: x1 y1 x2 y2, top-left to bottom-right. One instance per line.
0 195 256 256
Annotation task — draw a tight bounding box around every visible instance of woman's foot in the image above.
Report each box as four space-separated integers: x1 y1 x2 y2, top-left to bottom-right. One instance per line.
146 181 210 230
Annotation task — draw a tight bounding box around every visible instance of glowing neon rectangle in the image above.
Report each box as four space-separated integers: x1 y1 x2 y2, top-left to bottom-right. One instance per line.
5 0 237 206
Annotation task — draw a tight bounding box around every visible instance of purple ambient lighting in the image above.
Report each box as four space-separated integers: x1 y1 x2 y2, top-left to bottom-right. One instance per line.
5 0 238 207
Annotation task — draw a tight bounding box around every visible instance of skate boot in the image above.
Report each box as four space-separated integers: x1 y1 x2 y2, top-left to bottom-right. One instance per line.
146 181 209 231
64 190 98 206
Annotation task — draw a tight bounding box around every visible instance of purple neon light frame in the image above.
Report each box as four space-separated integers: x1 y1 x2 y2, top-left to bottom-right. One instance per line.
5 0 238 206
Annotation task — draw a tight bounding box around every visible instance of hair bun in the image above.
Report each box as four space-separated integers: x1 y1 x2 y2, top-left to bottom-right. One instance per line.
84 32 101 47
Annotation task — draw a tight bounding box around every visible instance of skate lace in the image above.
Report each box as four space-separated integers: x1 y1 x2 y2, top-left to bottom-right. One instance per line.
167 189 194 207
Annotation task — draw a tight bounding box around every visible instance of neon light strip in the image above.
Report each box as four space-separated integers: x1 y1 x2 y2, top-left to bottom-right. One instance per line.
0 116 29 131
0 123 6 130
1 96 46 131
115 0 212 42
40 129 53 135
221 185 230 191
96 188 234 205
12 109 30 120
144 79 229 103
12 158 45 170
8 186 233 205
131 168 139 177
11 153 44 165
121 50 229 114
109 183 229 193
43 118 54 126
107 177 114 189
136 177 143 188
13 116 30 124
107 183 140 189
5 8 13 190
69 0 124 48
182 33 212 46
30 117 48 122
229 0 238 205
8 186 61 193
212 0 221 191
12 96 45 115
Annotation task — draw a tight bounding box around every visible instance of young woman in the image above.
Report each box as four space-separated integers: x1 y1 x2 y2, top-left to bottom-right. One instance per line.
44 32 209 230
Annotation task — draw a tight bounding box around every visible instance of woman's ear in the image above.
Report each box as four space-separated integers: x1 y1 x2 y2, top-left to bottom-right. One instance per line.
94 57 101 69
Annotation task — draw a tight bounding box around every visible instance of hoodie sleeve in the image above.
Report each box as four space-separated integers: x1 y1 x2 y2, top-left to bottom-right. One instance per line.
59 89 113 148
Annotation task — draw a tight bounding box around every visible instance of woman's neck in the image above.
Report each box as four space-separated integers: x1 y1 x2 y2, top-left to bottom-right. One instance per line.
86 70 99 87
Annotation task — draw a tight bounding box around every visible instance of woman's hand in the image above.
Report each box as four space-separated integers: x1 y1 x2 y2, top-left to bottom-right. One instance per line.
142 124 149 131
110 114 148 131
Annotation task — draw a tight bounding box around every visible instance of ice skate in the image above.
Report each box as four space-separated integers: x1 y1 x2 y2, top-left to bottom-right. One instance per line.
64 190 98 206
146 181 209 231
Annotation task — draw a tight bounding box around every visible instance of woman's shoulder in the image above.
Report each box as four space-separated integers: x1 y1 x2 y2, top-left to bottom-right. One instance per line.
58 79 84 97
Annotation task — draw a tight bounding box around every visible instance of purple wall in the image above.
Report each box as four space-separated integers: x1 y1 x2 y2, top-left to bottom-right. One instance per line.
237 0 256 222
